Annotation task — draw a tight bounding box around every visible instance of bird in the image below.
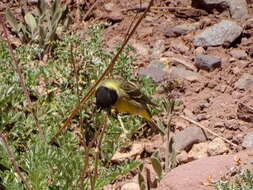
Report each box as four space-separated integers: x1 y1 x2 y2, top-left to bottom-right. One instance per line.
95 79 156 120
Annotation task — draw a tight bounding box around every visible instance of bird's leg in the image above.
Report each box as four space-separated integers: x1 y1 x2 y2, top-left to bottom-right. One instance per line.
117 115 128 135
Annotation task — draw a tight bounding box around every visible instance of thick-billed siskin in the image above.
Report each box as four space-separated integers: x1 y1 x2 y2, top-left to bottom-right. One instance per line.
95 79 155 120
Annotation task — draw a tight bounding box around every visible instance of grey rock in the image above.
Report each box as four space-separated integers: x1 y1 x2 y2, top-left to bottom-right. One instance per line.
192 0 248 19
139 60 168 82
192 0 229 10
195 54 221 71
193 20 243 47
165 23 198 37
234 73 253 90
169 66 202 82
242 133 253 148
174 127 207 151
227 0 248 19
229 49 248 60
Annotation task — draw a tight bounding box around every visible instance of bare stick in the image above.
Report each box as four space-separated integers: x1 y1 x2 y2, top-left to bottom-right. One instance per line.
49 0 155 145
180 115 238 147
83 0 100 21
1 21 45 143
0 133 33 190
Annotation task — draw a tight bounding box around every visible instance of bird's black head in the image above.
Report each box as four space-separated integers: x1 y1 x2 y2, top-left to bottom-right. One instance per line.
95 86 118 109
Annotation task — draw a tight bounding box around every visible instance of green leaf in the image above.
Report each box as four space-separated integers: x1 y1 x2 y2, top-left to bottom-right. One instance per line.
150 151 162 180
5 9 20 32
138 173 146 190
24 13 37 34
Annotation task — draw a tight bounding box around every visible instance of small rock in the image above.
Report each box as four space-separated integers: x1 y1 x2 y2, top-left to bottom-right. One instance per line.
194 47 205 55
104 2 115 11
196 114 209 121
152 40 165 59
139 60 169 82
195 54 221 71
232 91 243 99
177 151 193 164
214 122 226 128
224 120 239 130
188 142 209 159
121 182 139 190
193 20 243 47
165 23 199 37
174 127 207 151
242 133 253 149
174 7 208 18
170 58 197 71
237 103 253 122
130 40 149 57
192 0 229 11
207 138 229 156
216 84 227 93
234 73 253 90
227 0 248 19
229 49 248 60
170 39 190 54
111 143 144 162
169 66 202 82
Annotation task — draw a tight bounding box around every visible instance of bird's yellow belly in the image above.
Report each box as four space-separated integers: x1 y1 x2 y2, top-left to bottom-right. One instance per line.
112 97 151 120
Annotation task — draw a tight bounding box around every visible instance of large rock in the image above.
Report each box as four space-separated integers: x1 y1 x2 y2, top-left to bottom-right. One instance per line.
192 0 248 19
227 0 248 19
193 20 243 47
234 73 253 90
157 151 253 190
174 127 207 151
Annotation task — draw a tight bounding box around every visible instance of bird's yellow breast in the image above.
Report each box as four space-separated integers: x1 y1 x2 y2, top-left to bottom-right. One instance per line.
113 97 151 120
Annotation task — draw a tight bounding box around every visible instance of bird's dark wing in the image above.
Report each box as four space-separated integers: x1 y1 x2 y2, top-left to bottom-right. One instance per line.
120 81 156 106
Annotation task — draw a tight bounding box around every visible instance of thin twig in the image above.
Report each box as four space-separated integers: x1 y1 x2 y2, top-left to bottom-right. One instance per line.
180 115 238 147
49 0 155 145
79 113 107 188
83 0 100 21
0 133 33 190
1 21 45 143
90 114 108 189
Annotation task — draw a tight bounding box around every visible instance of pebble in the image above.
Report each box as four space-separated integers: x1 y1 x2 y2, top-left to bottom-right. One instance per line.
234 73 253 90
207 138 229 156
174 127 207 151
177 151 193 164
139 60 169 82
242 132 253 149
169 66 202 82
193 20 243 47
188 142 209 159
229 49 248 60
195 54 221 71
165 23 199 37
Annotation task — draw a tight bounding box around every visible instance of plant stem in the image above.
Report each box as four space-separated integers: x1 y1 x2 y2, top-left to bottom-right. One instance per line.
0 133 34 190
1 21 45 143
